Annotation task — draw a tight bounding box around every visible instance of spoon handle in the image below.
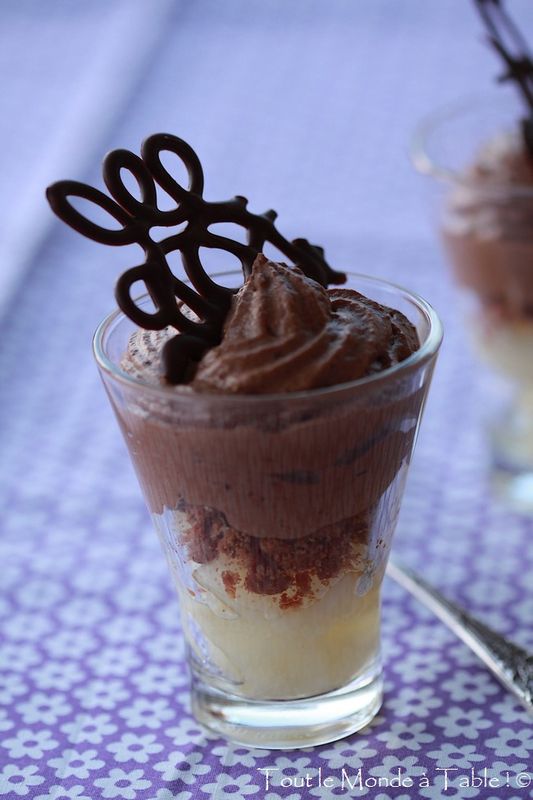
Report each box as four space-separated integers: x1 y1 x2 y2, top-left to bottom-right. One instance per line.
386 558 533 714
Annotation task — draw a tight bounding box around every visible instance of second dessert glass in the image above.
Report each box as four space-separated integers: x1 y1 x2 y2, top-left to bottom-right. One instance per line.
412 90 533 511
93 272 442 749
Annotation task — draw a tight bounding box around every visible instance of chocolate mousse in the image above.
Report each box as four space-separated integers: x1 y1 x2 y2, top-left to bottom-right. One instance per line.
114 256 424 698
120 255 419 596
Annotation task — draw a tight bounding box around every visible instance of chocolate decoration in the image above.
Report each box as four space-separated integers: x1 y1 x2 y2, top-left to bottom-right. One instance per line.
46 133 346 383
474 0 533 156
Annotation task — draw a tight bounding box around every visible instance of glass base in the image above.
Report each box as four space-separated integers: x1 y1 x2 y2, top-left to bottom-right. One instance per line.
490 397 533 514
191 662 383 749
491 467 533 513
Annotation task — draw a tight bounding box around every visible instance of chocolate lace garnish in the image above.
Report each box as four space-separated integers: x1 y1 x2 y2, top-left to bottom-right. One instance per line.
46 133 345 383
474 0 533 155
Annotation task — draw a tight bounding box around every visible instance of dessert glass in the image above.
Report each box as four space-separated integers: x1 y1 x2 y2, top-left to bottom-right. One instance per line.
412 90 533 511
93 272 442 748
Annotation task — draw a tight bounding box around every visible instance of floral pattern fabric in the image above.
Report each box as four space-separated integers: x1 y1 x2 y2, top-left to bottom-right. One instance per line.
1 1 533 798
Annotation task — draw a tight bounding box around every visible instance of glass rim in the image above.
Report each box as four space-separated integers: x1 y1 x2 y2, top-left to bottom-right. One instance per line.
410 91 533 197
92 270 443 405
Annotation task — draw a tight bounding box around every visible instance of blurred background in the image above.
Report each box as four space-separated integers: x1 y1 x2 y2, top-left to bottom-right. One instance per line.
1 0 532 622
3 0 531 310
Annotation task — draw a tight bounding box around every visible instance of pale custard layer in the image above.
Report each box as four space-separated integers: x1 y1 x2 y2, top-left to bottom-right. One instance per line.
178 559 381 700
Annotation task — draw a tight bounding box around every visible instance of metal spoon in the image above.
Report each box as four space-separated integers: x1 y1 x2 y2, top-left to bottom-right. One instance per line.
386 558 533 714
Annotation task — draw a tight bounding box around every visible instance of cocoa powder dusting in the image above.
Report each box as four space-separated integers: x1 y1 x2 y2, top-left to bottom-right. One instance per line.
279 571 313 610
179 501 369 604
221 570 240 599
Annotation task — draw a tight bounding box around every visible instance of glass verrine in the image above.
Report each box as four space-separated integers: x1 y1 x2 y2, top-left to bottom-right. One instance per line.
412 90 533 511
93 272 442 749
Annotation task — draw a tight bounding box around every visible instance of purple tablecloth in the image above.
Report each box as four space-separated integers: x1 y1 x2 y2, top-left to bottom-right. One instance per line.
1 2 532 799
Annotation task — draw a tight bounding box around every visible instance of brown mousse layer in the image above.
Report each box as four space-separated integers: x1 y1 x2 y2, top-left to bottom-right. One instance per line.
442 130 533 321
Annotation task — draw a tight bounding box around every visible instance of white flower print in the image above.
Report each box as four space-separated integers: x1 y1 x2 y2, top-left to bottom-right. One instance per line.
100 616 151 645
390 650 449 683
33 660 86 691
211 744 270 768
375 721 434 751
74 678 129 710
490 698 531 723
152 790 192 800
480 797 523 800
386 687 442 718
35 785 91 800
165 718 214 747
141 632 184 662
265 794 301 800
93 768 151 799
0 595 11 620
1 563 24 591
119 698 174 729
445 642 480 669
2 728 58 759
45 629 99 659
3 508 48 537
61 712 117 744
0 711 12 732
318 738 377 769
399 622 454 651
153 750 210 783
419 775 481 799
485 727 533 758
463 577 518 607
309 778 368 798
87 646 142 677
17 692 71 725
0 764 44 796
481 760 528 784
200 774 259 798
426 743 486 769
274 756 314 776
0 673 27 704
3 613 52 642
71 567 118 593
107 733 163 764
440 670 499 703
368 755 426 780
433 707 493 740
91 520 140 544
47 748 105 779
16 578 66 609
57 597 109 627
154 602 182 630
0 643 40 672
513 595 533 632
34 552 79 575
173 687 193 709
113 582 164 612
130 663 187 695
374 795 412 800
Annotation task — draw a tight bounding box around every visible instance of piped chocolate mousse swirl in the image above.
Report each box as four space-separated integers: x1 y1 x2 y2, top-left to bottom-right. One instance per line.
191 256 419 393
